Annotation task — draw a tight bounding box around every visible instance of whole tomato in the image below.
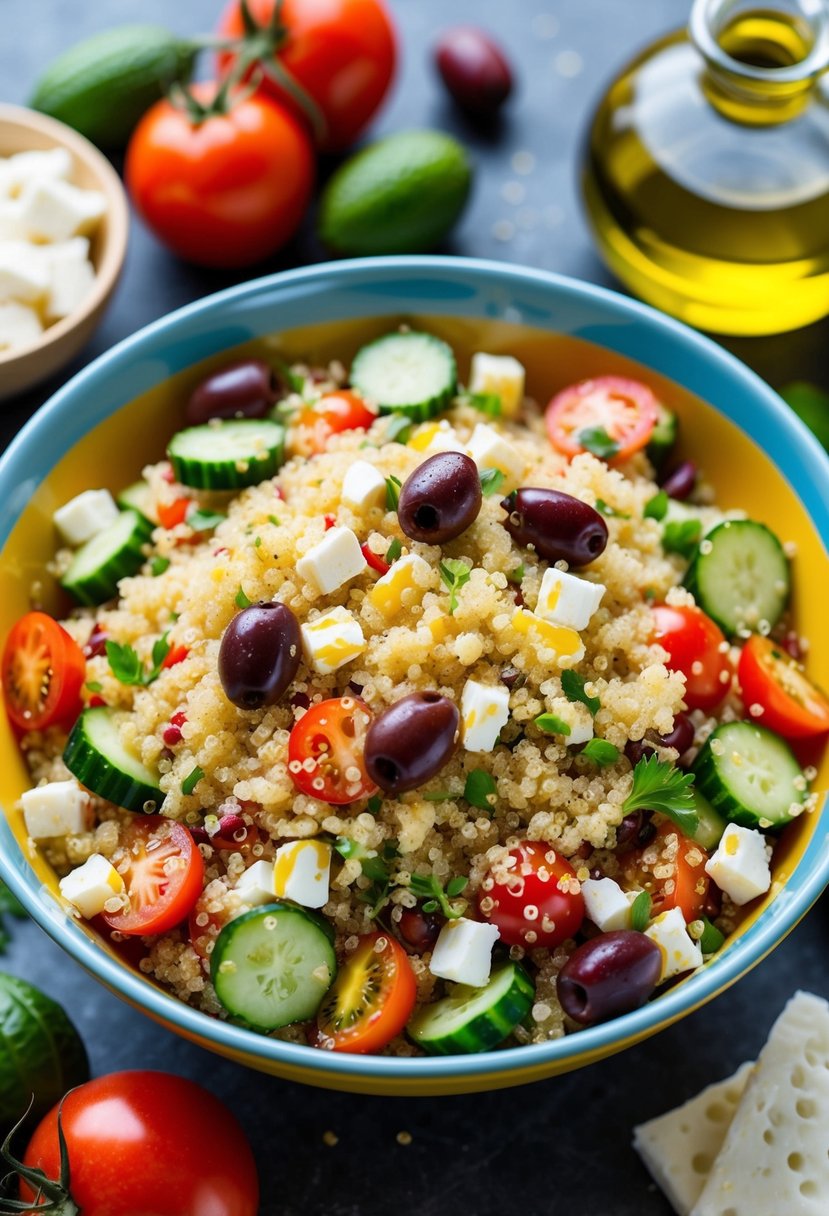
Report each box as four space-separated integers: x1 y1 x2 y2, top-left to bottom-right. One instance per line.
217 0 396 151
125 85 314 267
19 1072 258 1216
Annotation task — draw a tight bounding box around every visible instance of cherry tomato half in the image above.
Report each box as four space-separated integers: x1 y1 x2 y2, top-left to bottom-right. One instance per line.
293 390 377 456
102 816 204 937
478 840 585 949
622 820 710 922
1 611 85 733
315 931 416 1053
545 376 659 462
738 634 829 738
652 603 732 712
288 697 377 805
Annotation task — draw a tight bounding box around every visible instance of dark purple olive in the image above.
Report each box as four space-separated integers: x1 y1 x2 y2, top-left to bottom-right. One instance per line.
659 461 697 501
625 712 695 768
218 601 301 710
703 885 723 921
84 623 108 659
398 452 482 544
557 931 663 1026
186 360 277 425
435 27 513 119
615 809 656 853
364 691 459 794
501 487 608 567
398 906 443 953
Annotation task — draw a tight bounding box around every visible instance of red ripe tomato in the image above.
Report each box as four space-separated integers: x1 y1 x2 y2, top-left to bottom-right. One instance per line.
217 0 397 151
545 376 659 462
478 840 585 949
738 634 829 738
622 820 711 922
157 497 190 529
125 86 314 267
161 644 189 669
652 603 732 712
102 816 204 937
293 390 377 455
288 697 377 804
20 1071 258 1216
1 612 85 733
314 931 416 1053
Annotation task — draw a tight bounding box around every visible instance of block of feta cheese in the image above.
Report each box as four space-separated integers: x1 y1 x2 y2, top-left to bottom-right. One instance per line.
429 917 500 987
44 238 95 321
511 608 585 665
235 860 276 907
54 488 120 546
340 459 387 511
581 877 636 933
467 422 526 489
562 703 594 746
296 525 366 595
704 823 771 906
633 1062 753 1216
59 854 125 919
0 147 72 197
0 300 42 351
18 176 106 243
21 780 89 839
691 992 829 1216
645 907 703 982
468 352 526 417
461 678 510 752
536 567 606 631
0 202 26 242
0 241 49 304
300 606 365 675
273 840 331 908
368 552 432 619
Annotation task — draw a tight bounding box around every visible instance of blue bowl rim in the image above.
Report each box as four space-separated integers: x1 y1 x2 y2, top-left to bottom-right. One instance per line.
1 253 827 1085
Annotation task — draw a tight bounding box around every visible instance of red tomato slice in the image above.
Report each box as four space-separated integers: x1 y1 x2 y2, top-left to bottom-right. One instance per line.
162 645 189 669
545 376 659 462
1 611 85 733
622 820 710 921
315 931 416 1053
652 603 732 712
157 497 191 529
103 816 204 937
738 634 829 738
478 840 585 949
294 390 377 455
288 697 377 805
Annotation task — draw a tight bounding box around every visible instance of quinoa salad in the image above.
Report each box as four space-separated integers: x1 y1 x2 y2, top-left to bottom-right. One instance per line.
6 330 826 1057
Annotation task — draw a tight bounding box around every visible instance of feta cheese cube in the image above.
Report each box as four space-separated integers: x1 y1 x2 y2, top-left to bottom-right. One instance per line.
705 823 771 906
0 202 26 241
236 860 276 907
18 177 106 243
461 678 510 752
581 877 634 932
53 488 120 546
45 239 95 320
273 840 331 908
0 300 42 351
467 422 526 488
59 854 125 919
564 704 594 746
429 917 500 987
368 552 432 618
511 608 585 665
645 907 703 982
296 525 366 595
21 780 89 839
0 148 72 197
300 606 365 674
536 567 605 631
0 242 49 303
408 420 466 455
341 460 387 511
468 352 526 417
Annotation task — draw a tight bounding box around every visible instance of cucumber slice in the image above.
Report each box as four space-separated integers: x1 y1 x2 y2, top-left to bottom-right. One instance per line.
692 721 806 830
646 404 678 470
684 519 790 637
63 707 163 813
168 419 286 490
117 479 157 524
210 903 336 1030
407 961 534 1055
61 510 153 606
690 788 727 851
350 331 457 421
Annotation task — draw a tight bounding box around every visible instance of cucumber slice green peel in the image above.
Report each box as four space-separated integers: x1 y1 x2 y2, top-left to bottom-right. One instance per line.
692 721 807 830
63 707 163 813
61 509 152 606
684 519 790 637
350 331 457 422
168 419 286 490
407 960 534 1055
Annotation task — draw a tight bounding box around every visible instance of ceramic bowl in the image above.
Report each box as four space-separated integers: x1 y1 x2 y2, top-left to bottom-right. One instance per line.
0 256 826 1095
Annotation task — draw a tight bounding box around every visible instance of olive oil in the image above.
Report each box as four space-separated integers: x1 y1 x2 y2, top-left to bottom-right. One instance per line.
582 1 829 334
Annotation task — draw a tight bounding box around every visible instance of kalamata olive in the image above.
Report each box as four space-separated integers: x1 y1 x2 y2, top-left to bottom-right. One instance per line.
625 712 695 767
435 27 513 119
218 601 301 710
703 885 723 921
84 624 108 658
659 460 697 501
501 488 608 566
615 809 656 853
398 452 482 544
556 930 663 1026
186 359 277 425
364 691 459 794
398 906 443 952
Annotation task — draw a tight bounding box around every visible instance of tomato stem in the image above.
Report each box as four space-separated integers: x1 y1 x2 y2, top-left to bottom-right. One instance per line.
0 1103 79 1216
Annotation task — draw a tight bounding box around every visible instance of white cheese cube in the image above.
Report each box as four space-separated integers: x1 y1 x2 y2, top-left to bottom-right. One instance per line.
429 917 500 987
0 148 72 196
645 907 703 982
300 606 365 675
367 552 432 618
467 422 526 489
59 854 125 919
296 525 366 595
704 823 771 906
536 567 606 631
45 240 95 320
581 877 634 932
0 202 26 241
0 242 49 303
461 678 510 752
0 300 42 351
340 459 387 511
54 488 120 546
18 177 106 243
564 705 594 747
236 859 276 907
468 352 526 417
21 780 89 839
273 840 331 908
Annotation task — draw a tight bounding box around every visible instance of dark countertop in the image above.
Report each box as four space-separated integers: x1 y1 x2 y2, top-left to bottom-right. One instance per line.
3 3 828 1213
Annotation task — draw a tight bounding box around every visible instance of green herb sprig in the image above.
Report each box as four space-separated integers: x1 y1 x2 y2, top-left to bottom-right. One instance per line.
479 468 505 497
630 890 652 933
534 713 572 737
579 426 619 460
581 739 620 766
385 475 402 511
409 872 468 919
439 559 472 615
561 670 600 716
622 755 697 835
106 635 171 687
464 768 497 811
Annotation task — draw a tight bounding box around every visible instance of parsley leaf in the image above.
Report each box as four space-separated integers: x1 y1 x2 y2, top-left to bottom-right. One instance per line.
366 795 382 816
107 636 171 686
699 917 726 955
534 713 571 737
385 474 402 512
479 468 505 497
355 841 399 918
578 426 620 460
630 890 652 932
409 871 468 919
644 490 669 521
622 755 698 835
561 670 600 716
235 586 252 609
384 538 402 564
150 556 170 577
181 766 204 796
188 508 225 532
581 738 620 766
507 563 525 584
85 681 103 693
662 519 702 558
464 768 497 811
595 498 630 520
384 414 414 444
439 558 472 615
462 390 502 418
268 514 281 526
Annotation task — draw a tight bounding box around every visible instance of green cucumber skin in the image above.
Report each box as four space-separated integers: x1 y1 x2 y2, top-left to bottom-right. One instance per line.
692 724 805 830
409 962 535 1055
684 519 790 637
61 511 153 607
690 789 727 851
63 710 163 814
116 480 157 525
351 333 457 422
646 406 678 470
168 423 286 490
